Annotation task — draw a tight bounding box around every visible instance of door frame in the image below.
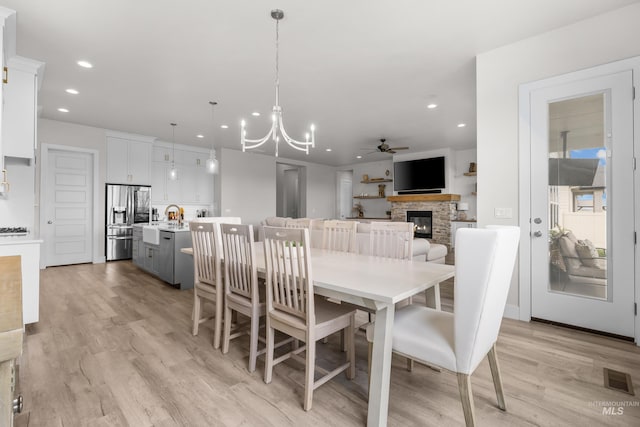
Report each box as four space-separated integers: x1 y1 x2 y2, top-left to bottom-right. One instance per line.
518 56 640 344
39 143 101 267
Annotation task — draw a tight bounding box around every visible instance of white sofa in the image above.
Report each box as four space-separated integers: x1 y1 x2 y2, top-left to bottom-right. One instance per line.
258 217 447 264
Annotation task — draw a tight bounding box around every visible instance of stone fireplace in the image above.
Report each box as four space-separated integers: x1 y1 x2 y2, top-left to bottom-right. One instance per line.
387 194 460 250
406 210 432 239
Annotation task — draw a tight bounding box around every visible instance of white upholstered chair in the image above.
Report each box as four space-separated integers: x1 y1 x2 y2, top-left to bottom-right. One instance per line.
367 226 520 426
189 217 241 349
321 220 358 253
220 223 264 372
262 226 356 411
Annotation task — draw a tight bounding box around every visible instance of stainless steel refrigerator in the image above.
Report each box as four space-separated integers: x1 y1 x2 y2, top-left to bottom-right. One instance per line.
106 184 151 261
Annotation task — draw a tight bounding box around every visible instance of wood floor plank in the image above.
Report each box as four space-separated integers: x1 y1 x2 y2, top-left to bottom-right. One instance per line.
11 261 640 426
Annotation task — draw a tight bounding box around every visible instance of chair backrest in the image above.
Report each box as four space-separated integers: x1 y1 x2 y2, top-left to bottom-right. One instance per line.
285 218 321 247
321 220 358 253
453 226 520 374
284 218 314 229
263 226 314 326
189 222 221 286
220 223 258 301
369 221 414 260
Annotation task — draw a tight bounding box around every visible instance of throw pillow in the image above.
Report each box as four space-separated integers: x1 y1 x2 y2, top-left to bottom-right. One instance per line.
575 239 599 268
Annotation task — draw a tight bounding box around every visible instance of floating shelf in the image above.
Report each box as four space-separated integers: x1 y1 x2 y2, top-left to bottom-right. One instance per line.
463 172 477 176
353 195 385 199
361 178 393 183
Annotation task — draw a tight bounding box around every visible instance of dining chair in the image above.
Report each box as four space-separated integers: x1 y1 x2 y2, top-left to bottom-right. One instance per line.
219 223 265 372
371 221 442 311
367 226 520 426
284 218 321 248
190 217 241 349
369 221 414 260
262 226 356 411
321 220 358 253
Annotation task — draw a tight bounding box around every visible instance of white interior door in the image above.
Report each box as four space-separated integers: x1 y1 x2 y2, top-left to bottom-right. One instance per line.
44 149 93 266
336 170 353 219
530 71 635 337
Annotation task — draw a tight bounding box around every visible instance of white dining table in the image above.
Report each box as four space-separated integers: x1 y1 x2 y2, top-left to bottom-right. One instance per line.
181 245 455 427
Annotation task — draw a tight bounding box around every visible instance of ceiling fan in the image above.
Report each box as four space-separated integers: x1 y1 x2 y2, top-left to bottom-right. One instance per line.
366 138 409 155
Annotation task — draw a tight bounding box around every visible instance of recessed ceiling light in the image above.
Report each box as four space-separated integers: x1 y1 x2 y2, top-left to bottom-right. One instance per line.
77 60 93 68
58 108 69 113
325 148 332 152
252 112 260 116
196 134 204 139
457 123 466 128
65 88 79 95
427 103 438 109
356 155 362 159
220 125 229 129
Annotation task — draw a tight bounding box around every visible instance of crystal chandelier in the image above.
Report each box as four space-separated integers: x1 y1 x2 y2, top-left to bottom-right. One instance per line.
241 9 315 157
206 101 219 174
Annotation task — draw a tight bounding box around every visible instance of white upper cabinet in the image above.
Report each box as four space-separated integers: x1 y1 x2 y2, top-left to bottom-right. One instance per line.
0 7 16 168
106 132 153 185
2 56 44 159
151 142 213 205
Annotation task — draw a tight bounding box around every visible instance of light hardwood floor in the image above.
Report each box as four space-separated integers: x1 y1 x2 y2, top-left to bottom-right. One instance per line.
14 261 640 426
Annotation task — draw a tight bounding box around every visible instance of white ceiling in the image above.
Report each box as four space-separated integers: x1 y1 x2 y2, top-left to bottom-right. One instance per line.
3 0 638 166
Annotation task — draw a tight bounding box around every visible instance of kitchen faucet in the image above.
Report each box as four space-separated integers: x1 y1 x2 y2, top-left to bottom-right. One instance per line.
164 204 182 225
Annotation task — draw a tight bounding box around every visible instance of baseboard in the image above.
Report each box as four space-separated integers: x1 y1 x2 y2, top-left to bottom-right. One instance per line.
93 256 106 264
503 304 520 320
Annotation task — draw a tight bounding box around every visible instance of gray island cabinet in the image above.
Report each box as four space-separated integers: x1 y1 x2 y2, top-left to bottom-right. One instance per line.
132 225 194 289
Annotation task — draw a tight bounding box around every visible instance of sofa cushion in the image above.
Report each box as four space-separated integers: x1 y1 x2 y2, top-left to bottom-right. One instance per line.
575 239 606 269
426 243 447 263
558 235 582 273
263 217 289 227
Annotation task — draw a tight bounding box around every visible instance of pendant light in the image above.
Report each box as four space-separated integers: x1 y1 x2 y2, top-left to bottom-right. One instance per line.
169 123 178 180
206 101 219 174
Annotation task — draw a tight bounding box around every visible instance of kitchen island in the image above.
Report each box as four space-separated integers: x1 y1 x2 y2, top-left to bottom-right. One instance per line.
132 224 193 289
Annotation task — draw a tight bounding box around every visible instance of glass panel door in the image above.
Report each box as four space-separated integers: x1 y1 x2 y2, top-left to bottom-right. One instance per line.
548 94 608 300
530 70 635 338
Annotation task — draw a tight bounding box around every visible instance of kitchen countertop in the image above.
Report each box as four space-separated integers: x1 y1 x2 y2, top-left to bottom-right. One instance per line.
0 235 43 246
133 223 189 233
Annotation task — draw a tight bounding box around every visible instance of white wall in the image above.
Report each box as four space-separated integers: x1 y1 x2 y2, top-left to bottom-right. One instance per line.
452 148 477 219
219 148 276 228
276 157 336 219
350 159 393 219
476 3 640 309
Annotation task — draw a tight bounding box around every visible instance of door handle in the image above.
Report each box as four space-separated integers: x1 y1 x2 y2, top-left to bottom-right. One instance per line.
533 231 543 237
533 218 542 224
47 220 53 224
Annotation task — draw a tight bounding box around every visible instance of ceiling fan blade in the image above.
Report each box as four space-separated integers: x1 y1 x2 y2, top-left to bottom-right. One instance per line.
389 146 409 151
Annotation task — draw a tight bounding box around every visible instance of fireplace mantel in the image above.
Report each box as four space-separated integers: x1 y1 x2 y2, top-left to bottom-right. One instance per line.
387 194 461 202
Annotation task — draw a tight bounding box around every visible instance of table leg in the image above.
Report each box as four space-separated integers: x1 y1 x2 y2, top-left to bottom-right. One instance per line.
368 303 394 427
424 283 441 310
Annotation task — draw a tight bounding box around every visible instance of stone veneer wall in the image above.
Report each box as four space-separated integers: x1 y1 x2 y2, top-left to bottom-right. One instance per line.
391 201 457 249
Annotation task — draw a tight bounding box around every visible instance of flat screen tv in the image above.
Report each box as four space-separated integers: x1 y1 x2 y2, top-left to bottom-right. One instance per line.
393 156 446 192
